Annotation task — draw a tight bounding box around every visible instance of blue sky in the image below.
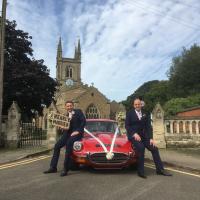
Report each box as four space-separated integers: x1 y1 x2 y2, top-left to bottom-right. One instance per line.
3 0 200 101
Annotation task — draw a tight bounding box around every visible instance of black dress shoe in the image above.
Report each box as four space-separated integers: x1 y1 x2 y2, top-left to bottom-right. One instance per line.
60 170 68 177
138 172 147 179
156 170 172 176
43 168 57 174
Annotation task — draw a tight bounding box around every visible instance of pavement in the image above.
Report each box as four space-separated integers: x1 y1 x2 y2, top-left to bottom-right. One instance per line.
145 148 200 174
0 146 200 174
0 146 51 165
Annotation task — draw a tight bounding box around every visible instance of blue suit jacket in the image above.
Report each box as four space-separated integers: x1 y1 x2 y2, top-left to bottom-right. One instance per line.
125 108 152 141
68 109 86 137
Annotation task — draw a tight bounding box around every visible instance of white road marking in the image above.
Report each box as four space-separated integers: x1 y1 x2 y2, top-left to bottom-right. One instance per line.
0 155 51 170
145 163 200 178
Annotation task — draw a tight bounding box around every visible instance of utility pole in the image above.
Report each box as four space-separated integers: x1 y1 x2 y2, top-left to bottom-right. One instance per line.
0 0 7 134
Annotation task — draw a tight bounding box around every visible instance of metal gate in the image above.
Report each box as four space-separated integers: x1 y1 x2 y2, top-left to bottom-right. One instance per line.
19 122 47 148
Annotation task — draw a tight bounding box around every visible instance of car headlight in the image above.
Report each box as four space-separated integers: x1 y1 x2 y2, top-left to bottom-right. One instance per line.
73 141 83 151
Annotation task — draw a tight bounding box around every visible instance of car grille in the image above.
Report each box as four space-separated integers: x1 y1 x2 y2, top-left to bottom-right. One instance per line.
89 153 129 164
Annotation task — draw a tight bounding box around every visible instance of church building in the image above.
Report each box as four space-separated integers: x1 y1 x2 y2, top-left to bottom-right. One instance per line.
53 38 125 119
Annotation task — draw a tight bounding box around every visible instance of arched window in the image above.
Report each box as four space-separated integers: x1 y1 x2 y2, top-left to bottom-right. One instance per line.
179 121 183 133
86 104 100 119
192 121 196 134
185 121 190 133
66 66 73 78
166 121 170 133
173 121 177 133
199 122 200 134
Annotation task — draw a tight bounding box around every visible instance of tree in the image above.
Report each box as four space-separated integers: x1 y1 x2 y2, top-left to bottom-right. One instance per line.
3 20 57 119
122 80 159 111
168 44 200 97
122 80 170 113
164 94 200 116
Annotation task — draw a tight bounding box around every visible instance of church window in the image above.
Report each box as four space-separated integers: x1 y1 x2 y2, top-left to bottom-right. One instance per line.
86 104 100 119
66 66 73 78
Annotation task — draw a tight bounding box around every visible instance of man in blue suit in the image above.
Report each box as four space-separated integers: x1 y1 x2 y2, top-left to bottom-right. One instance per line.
125 98 172 178
44 100 86 177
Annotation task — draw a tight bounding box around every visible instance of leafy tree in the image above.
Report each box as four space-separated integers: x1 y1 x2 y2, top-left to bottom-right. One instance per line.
142 80 170 112
167 44 200 97
122 80 159 111
3 20 57 119
164 94 200 116
122 80 170 113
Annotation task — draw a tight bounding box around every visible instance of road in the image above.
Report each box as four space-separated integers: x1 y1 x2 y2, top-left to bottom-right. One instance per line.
0 154 200 200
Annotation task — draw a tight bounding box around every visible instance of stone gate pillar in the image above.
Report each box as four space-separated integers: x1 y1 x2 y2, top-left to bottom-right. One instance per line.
47 102 58 149
152 103 166 148
6 101 21 148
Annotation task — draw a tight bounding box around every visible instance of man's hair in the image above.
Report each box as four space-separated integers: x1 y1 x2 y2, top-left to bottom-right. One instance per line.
65 100 74 105
132 97 141 104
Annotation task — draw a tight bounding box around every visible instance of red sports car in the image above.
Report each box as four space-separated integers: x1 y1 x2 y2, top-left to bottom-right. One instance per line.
71 119 138 169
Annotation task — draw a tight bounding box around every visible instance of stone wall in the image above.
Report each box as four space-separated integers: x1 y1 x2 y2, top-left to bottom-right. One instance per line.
164 118 200 147
152 103 200 148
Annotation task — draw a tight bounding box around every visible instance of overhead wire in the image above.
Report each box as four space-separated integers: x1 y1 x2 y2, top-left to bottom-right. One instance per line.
125 0 200 31
166 0 200 11
136 30 200 82
122 0 200 81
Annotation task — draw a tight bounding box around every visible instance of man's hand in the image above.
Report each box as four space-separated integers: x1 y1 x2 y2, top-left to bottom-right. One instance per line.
150 139 156 147
71 131 79 137
133 133 141 141
58 126 68 130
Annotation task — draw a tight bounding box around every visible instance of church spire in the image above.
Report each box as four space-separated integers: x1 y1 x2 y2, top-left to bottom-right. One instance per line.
74 45 78 59
77 38 81 60
57 37 62 60
74 38 81 61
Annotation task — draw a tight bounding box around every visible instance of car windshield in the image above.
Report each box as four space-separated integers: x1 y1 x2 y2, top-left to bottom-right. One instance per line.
85 121 120 134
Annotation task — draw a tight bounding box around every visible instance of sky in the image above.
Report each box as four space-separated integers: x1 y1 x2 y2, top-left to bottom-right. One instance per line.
2 0 200 101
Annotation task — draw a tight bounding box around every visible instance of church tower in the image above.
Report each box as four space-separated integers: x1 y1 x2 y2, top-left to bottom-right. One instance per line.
56 38 82 87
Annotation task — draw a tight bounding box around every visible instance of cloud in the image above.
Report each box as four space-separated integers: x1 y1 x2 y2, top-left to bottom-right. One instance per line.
4 0 200 101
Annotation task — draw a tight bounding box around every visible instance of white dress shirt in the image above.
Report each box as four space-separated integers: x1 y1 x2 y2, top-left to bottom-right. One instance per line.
135 110 142 120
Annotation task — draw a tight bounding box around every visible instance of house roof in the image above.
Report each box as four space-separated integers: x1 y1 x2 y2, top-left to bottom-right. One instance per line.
176 106 200 114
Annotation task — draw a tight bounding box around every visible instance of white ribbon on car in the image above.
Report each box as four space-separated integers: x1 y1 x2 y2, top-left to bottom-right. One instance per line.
84 127 119 160
106 126 119 160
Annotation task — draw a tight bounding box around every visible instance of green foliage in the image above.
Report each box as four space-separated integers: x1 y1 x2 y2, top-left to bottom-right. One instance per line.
122 80 159 111
164 94 200 116
122 80 170 113
3 20 57 119
142 80 170 112
123 44 200 115
167 44 200 97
